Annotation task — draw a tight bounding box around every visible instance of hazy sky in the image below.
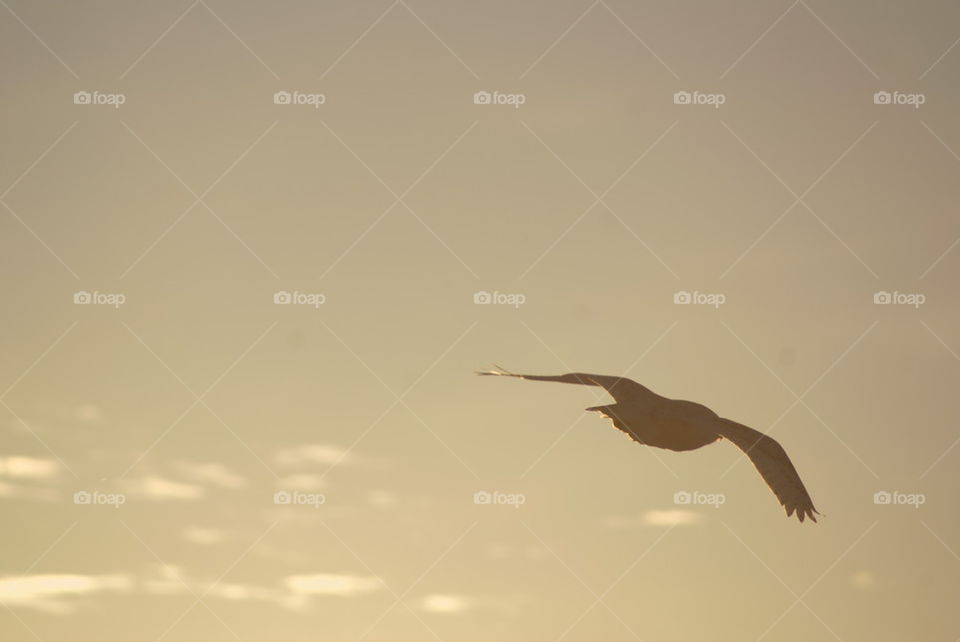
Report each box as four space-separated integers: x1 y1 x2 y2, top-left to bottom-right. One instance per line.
2 1 960 640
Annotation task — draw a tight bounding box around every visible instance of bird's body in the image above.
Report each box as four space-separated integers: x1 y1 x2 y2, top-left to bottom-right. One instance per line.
478 368 820 523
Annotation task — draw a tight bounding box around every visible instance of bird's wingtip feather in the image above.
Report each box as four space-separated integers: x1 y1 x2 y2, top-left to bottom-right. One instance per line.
475 364 512 376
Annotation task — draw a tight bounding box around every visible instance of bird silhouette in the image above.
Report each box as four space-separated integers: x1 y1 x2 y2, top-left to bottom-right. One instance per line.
478 366 819 523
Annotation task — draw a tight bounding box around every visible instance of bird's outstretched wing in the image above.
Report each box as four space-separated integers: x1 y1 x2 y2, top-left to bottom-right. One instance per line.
715 419 820 523
476 366 651 404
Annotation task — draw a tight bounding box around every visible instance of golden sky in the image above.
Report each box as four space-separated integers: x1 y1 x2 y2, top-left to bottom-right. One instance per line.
2 1 959 640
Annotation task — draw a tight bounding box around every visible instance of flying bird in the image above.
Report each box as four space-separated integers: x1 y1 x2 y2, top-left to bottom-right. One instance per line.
478 367 819 523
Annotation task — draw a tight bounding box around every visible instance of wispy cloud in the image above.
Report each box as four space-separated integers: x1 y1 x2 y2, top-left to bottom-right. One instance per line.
420 593 473 613
274 444 351 467
121 475 205 501
0 455 60 480
1 566 388 614
181 526 227 546
174 461 246 489
283 573 382 597
642 509 704 527
0 574 132 614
